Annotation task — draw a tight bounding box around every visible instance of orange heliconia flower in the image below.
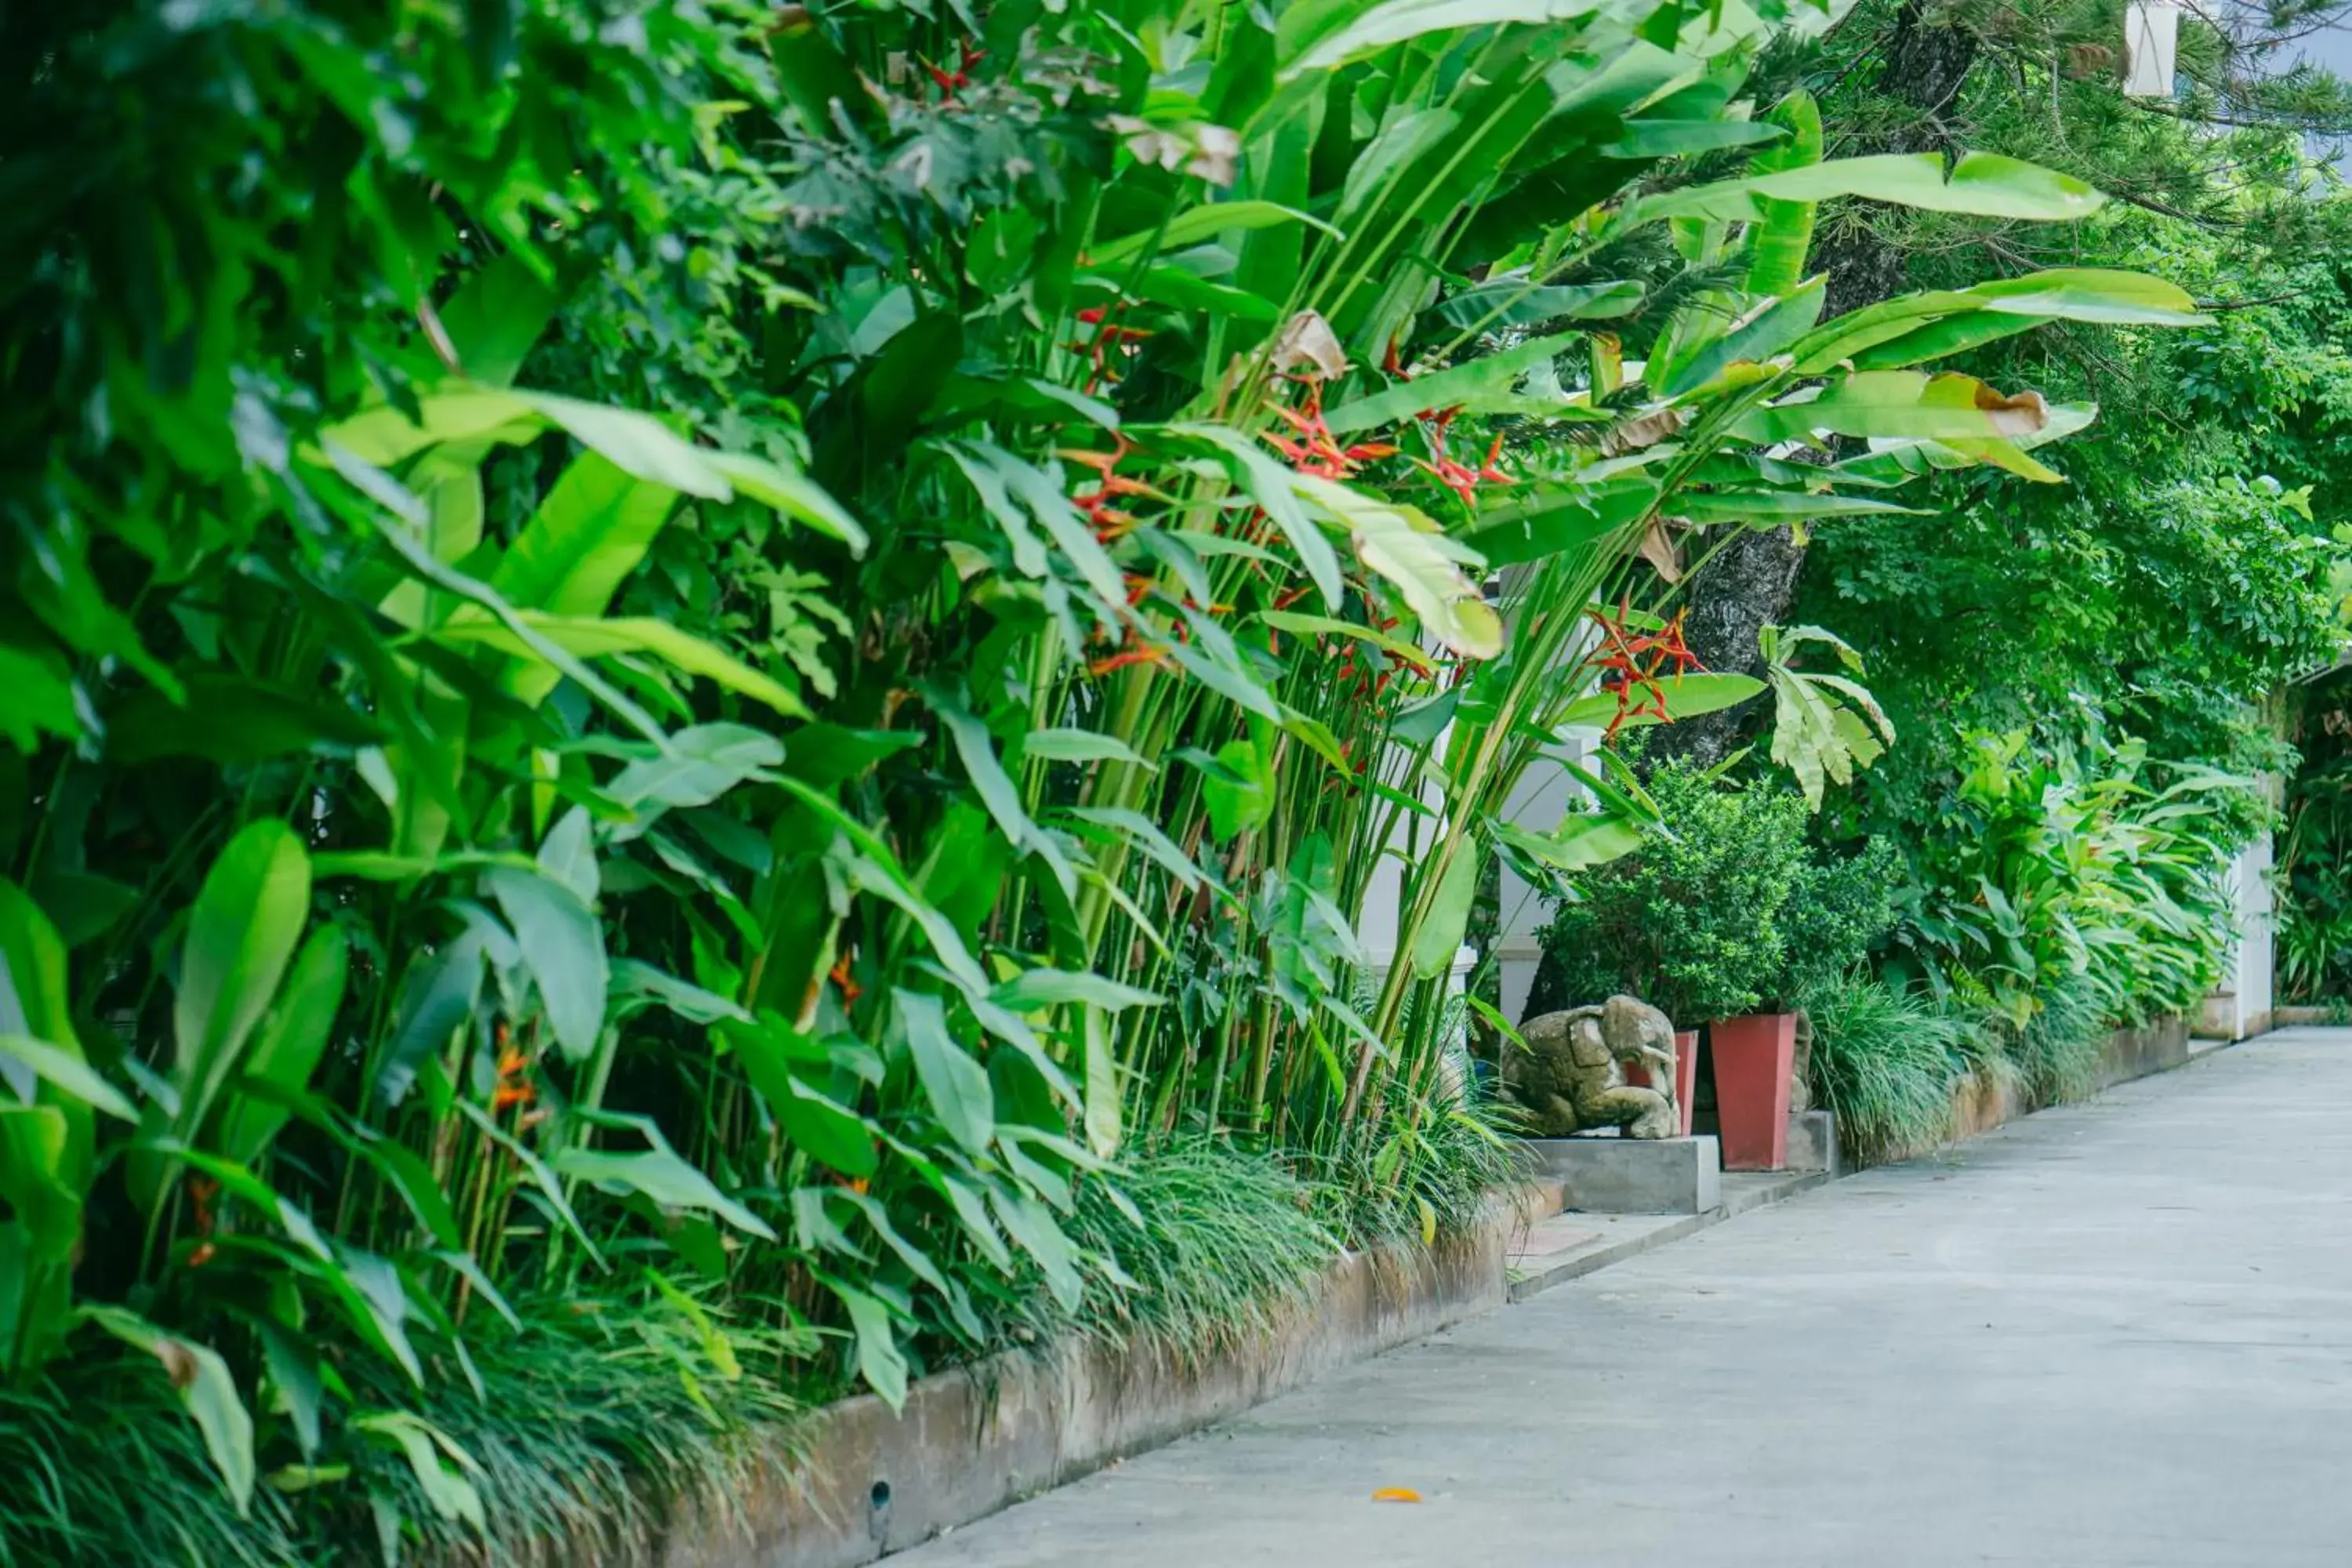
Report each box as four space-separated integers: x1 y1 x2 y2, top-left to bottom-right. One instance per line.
1264 379 1396 479
1586 600 1706 741
830 950 864 1010
492 1046 537 1112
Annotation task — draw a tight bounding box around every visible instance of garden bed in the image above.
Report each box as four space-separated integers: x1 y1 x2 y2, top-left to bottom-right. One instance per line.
1878 1016 2194 1164
596 1020 2207 1566
652 1192 1545 1568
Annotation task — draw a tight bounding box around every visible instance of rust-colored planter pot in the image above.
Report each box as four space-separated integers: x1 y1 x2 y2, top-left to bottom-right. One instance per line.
1711 1012 1797 1170
1621 1029 1700 1138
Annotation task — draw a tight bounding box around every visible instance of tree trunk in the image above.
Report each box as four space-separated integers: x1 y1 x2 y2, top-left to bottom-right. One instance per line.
1646 2 1982 772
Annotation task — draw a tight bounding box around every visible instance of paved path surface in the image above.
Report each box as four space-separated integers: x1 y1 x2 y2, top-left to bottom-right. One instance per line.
894 1029 2352 1567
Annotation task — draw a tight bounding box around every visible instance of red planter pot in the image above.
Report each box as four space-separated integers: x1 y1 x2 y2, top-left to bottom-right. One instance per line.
1621 1029 1699 1138
1711 1012 1797 1171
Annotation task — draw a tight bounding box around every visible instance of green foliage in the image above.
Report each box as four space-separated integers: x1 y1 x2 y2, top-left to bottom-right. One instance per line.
1995 973 2112 1108
2278 670 2352 1003
0 1283 799 1567
1800 977 1976 1166
1778 838 1901 1004
1042 1140 1336 1363
0 0 2198 1551
1530 766 1809 1027
1767 0 2352 1044
1885 730 2247 1030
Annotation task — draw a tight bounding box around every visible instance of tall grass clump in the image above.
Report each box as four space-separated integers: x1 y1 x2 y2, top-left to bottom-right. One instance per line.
1305 1093 1528 1251
2002 975 2111 1105
1802 978 1975 1165
1040 1142 1337 1364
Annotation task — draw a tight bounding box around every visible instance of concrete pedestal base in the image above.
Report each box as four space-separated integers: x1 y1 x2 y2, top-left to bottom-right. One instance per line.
1521 1134 1722 1214
1785 1109 1838 1176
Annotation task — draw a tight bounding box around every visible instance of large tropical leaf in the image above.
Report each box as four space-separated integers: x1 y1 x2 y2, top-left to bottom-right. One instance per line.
1640 151 2105 225
1293 477 1501 659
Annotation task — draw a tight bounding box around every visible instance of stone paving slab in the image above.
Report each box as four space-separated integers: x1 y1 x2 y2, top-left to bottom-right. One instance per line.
892 1030 2352 1568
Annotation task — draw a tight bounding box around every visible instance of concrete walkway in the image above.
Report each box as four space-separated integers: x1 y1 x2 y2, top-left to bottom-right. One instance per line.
893 1029 2352 1567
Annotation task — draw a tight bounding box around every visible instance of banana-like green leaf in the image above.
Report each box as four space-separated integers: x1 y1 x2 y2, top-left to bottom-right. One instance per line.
1428 280 1646 334
132 823 313 1216
1409 840 1481 981
1489 814 1646 873
554 1112 775 1240
1323 329 1584 435
1743 89 1822 297
491 452 678 619
1465 480 1658 566
354 1412 485 1530
1062 806 1213 891
1090 201 1341 267
1555 672 1766 730
1847 268 2207 370
1294 477 1502 659
1167 422 1346 612
320 388 541 470
212 926 347 1165
1966 267 2205 324
1083 1007 1122 1160
703 452 869 551
895 990 996 1156
0 1034 132 1121
931 687 1077 901
1605 118 1784 158
1639 151 2105 225
1203 735 1276 842
725 1015 877 1178
1024 729 1157 769
0 880 95 1193
1279 0 1609 77
435 254 560 388
82 1308 255 1515
991 970 1163 1012
426 612 808 718
1658 275 1826 397
823 1276 911 1409
1734 371 2053 445
1259 610 1437 671
1673 490 1930 524
1080 264 1285 323
776 778 990 994
486 867 608 1063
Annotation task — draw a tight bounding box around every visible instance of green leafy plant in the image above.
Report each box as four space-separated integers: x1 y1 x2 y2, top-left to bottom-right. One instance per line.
1887 730 2249 1032
1529 765 1809 1029
1799 976 1978 1166
1774 837 1901 1007
0 0 2220 1550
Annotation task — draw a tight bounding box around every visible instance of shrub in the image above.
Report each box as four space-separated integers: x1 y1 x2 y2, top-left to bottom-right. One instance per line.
1773 837 1901 1007
1529 764 1808 1028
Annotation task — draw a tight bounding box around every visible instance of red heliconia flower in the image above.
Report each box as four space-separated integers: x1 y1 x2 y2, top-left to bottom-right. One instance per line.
920 38 987 104
1065 437 1153 539
1413 410 1513 507
829 950 864 1010
1585 600 1706 741
1089 635 1178 677
492 1044 537 1112
1264 378 1395 480
1067 304 1153 393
